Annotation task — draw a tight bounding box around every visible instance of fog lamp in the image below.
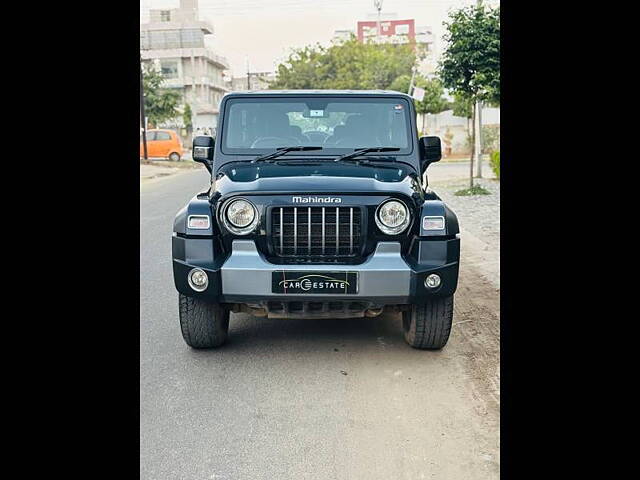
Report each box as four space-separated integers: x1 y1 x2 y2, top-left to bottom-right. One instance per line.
424 274 441 289
188 268 209 292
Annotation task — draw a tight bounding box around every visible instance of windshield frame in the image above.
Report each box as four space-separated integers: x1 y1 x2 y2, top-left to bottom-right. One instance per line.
213 93 421 175
219 94 415 156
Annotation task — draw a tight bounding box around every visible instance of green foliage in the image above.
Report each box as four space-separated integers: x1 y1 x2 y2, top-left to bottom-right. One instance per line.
439 5 500 105
482 125 500 154
452 93 473 119
270 37 416 90
182 104 193 130
490 151 500 179
454 184 491 196
142 63 181 127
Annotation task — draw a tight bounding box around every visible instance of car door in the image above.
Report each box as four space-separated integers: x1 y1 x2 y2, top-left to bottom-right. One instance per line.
154 131 173 157
141 130 156 156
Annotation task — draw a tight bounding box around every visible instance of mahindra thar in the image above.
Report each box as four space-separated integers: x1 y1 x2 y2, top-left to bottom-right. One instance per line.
172 91 460 350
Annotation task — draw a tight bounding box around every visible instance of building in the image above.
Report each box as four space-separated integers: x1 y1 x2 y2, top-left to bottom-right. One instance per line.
228 72 276 92
333 13 435 74
140 0 229 132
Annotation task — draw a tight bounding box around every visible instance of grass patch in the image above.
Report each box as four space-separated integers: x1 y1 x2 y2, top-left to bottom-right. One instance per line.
454 185 491 196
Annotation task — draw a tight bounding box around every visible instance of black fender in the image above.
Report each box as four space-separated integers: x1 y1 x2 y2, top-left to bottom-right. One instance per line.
172 195 225 300
418 200 459 237
403 199 461 297
173 194 218 236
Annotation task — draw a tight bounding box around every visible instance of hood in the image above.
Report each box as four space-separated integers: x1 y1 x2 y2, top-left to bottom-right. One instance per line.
213 162 423 199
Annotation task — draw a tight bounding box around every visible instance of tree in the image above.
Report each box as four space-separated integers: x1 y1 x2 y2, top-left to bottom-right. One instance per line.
451 93 473 119
182 103 193 132
142 62 181 128
270 36 416 90
389 74 448 134
439 4 500 189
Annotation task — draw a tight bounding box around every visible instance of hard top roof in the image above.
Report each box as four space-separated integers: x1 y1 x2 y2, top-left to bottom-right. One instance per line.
224 89 412 98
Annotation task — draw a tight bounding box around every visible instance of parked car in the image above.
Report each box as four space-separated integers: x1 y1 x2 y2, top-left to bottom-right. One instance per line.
172 90 460 350
140 129 183 161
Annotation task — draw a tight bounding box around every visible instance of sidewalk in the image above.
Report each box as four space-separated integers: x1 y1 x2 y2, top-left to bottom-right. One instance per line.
140 163 181 181
140 158 200 182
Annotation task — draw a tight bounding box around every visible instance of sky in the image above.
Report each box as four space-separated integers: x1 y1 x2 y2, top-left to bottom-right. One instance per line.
140 0 498 77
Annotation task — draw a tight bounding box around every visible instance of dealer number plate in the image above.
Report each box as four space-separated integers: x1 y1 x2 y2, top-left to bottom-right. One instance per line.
272 271 358 294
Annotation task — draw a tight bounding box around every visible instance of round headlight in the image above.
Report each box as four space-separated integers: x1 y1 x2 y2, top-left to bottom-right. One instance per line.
376 199 410 235
223 199 258 234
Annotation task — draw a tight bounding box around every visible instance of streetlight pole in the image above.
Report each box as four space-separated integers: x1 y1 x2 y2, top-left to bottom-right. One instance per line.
474 0 483 178
140 55 148 162
374 0 383 43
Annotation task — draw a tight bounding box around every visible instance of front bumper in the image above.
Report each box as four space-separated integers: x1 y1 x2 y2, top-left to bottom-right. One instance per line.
173 237 459 305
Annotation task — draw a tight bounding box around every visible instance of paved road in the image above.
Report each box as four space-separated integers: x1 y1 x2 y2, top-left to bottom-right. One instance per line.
140 168 500 480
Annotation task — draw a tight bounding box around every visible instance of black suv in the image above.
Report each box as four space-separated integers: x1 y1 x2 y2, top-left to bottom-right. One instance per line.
172 90 460 349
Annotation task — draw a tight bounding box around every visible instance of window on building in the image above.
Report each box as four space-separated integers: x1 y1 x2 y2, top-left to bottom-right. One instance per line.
140 31 149 50
181 29 205 48
160 60 179 79
160 10 171 22
149 31 167 49
165 30 181 49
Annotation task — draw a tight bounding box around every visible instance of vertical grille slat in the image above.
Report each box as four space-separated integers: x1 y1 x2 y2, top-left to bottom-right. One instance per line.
350 207 353 254
308 208 311 254
279 207 283 254
271 206 362 259
336 207 340 255
293 207 297 255
322 207 325 255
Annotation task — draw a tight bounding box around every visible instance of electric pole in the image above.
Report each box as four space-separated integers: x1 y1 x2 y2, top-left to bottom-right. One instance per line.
474 0 483 177
374 0 383 44
246 56 251 90
407 65 416 95
140 55 148 162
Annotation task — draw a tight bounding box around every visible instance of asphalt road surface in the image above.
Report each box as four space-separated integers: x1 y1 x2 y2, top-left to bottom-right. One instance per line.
140 167 500 480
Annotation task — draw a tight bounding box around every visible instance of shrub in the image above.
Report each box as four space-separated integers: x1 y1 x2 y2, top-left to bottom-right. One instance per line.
454 185 491 196
490 151 500 179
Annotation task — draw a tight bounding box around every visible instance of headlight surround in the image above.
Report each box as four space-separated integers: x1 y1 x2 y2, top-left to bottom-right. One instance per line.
222 198 258 235
375 199 411 235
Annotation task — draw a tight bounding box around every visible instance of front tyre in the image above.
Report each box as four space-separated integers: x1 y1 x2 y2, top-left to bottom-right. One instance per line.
168 152 181 162
402 296 454 350
179 294 229 349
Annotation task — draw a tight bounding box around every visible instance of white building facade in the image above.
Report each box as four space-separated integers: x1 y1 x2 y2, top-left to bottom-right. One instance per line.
140 0 229 132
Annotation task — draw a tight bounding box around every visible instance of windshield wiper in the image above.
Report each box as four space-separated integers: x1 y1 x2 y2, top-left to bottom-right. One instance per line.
251 146 323 163
333 147 401 163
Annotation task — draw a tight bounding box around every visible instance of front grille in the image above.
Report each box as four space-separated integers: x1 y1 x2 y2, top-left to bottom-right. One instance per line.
271 206 362 258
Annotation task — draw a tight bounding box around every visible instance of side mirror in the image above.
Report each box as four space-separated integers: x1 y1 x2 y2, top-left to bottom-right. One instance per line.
192 135 214 173
419 136 442 172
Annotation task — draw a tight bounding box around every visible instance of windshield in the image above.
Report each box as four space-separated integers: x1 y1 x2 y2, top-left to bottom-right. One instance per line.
221 97 413 155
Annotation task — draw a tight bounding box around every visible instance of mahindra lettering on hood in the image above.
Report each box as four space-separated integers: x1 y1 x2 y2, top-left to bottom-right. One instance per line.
292 196 342 203
172 90 460 351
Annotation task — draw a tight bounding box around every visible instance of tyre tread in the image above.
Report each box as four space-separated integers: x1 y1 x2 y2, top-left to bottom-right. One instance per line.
403 296 454 350
178 294 229 348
